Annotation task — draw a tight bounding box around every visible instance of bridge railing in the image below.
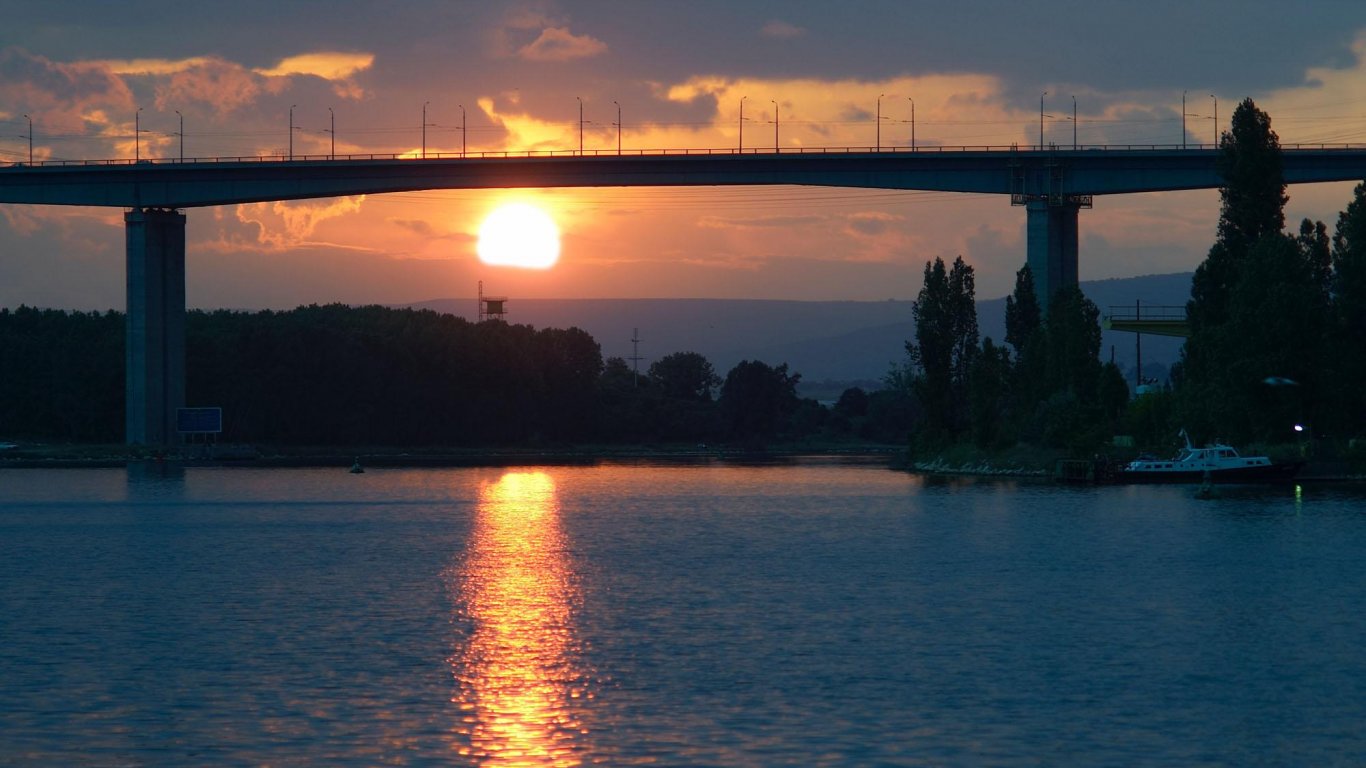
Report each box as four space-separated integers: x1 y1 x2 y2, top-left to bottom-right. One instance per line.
5 142 1364 169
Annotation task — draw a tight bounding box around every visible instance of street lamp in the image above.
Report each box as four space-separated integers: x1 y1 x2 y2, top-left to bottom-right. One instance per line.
739 95 747 152
289 104 296 160
908 98 915 150
22 113 32 164
772 99 778 152
1039 91 1047 150
135 106 143 161
877 93 884 151
328 106 335 159
174 110 183 161
613 100 621 155
1072 95 1077 149
1210 94 1218 147
422 101 429 158
1182 90 1187 149
577 96 584 154
459 104 466 156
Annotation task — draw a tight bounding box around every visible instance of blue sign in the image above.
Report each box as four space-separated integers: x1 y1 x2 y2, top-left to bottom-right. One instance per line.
177 407 222 434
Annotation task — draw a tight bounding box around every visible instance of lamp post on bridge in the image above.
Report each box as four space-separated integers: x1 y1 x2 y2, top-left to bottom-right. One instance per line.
577 96 584 154
421 101 429 159
908 97 915 150
772 99 778 152
22 113 32 164
174 110 183 162
1039 92 1047 150
613 100 621 155
327 107 335 159
459 104 466 156
135 106 143 162
739 95 747 152
289 104 296 160
1182 90 1187 149
877 93 884 151
1210 94 1218 147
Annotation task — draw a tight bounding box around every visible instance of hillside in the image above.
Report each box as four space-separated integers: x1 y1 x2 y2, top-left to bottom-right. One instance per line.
410 272 1192 389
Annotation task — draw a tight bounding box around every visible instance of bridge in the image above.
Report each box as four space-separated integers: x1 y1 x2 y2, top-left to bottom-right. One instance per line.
3 144 1366 446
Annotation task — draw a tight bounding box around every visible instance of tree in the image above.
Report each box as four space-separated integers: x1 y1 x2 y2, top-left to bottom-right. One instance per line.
648 351 721 401
1214 98 1287 256
967 338 1012 448
906 256 979 443
1180 99 1299 440
1331 182 1366 434
718 360 800 439
1004 263 1041 356
1189 98 1287 332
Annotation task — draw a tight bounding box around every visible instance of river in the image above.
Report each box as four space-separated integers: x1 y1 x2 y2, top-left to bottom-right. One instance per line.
1 459 1363 765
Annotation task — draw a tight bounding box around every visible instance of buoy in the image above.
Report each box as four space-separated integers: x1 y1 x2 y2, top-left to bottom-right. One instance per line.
349 457 364 474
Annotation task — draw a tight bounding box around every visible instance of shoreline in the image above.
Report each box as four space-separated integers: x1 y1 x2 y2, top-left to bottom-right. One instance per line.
0 442 904 470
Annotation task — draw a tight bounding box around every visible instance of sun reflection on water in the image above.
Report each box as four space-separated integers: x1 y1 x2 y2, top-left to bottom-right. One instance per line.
453 471 589 766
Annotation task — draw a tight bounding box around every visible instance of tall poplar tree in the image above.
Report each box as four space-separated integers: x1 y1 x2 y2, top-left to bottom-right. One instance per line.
1179 98 1296 441
907 256 979 443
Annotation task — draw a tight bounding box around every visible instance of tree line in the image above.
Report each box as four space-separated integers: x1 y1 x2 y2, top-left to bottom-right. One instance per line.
0 303 911 447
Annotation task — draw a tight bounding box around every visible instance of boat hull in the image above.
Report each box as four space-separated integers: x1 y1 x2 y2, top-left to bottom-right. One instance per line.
1115 461 1304 484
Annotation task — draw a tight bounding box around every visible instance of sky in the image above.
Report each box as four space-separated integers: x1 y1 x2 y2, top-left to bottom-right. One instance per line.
2 0 1366 311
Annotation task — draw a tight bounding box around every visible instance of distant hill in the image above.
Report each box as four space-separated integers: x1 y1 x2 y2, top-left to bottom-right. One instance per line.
409 272 1192 389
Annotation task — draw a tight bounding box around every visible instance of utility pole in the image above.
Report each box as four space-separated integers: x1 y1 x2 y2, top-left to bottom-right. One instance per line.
629 328 644 387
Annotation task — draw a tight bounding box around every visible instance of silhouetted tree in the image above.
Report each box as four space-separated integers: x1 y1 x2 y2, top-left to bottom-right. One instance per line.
648 351 721 401
1005 263 1041 356
1332 182 1366 434
719 360 800 439
906 256 978 443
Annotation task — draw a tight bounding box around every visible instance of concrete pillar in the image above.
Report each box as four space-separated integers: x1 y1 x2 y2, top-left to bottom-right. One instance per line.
1025 200 1081 309
125 208 186 447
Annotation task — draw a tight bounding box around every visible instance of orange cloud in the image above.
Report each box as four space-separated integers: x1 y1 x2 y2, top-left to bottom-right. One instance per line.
231 196 369 251
253 51 375 99
153 58 261 114
517 27 608 61
91 56 212 75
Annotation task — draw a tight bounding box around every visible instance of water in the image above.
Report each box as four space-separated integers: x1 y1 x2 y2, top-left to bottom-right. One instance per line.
1 460 1363 766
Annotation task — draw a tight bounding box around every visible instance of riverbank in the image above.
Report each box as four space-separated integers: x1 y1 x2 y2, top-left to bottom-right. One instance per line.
0 440 904 469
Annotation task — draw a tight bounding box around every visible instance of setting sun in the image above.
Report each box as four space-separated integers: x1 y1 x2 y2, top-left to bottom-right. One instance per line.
477 203 560 269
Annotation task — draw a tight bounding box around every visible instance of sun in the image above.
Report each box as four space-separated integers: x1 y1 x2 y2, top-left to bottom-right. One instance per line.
477 203 560 269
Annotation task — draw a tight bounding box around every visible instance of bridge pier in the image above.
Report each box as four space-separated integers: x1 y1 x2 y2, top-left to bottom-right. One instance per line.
124 208 186 447
1025 200 1081 308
